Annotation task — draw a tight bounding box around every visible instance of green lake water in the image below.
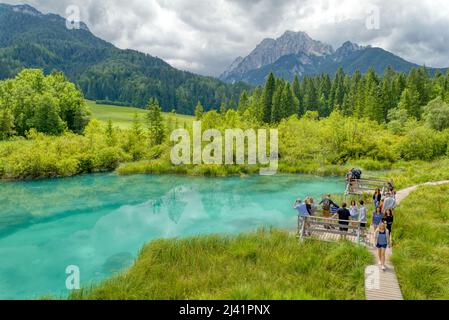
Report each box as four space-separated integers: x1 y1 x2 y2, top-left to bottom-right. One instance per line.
0 173 343 300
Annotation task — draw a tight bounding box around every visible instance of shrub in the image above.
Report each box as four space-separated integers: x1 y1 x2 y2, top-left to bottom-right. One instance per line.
96 147 125 170
398 126 447 161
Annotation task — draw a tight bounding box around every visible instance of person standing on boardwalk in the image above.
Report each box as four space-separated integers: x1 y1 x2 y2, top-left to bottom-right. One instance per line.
349 200 358 220
306 197 317 216
383 209 394 242
294 198 310 217
294 198 311 236
371 206 383 232
358 200 367 236
382 195 396 213
373 189 382 208
375 223 390 271
333 203 351 238
319 194 339 229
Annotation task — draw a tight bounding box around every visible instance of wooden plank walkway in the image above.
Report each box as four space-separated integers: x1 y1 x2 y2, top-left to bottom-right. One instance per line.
365 248 403 300
364 180 449 300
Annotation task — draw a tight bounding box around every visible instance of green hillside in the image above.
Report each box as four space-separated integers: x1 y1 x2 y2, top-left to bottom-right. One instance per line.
0 4 250 114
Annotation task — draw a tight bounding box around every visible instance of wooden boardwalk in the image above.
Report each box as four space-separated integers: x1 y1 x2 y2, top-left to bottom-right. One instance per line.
365 181 449 300
365 248 403 300
298 180 449 300
363 180 449 300
300 218 404 300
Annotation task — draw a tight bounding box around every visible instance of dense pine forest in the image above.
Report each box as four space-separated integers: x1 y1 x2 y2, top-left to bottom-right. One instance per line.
236 66 449 126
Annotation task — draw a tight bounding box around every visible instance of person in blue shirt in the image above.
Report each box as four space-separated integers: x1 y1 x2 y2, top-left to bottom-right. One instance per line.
371 206 383 232
293 198 310 217
294 198 311 236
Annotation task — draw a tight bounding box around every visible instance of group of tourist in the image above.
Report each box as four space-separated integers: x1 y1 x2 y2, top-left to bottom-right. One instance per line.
294 184 397 271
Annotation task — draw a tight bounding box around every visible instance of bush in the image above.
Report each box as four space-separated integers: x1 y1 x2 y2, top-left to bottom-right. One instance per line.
398 126 447 161
423 97 449 131
96 147 125 170
350 158 393 171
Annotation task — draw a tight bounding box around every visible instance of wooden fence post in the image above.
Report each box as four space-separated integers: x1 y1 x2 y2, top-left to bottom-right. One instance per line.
357 222 361 245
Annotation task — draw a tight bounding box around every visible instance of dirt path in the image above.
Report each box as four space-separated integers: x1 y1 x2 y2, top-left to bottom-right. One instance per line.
395 180 449 204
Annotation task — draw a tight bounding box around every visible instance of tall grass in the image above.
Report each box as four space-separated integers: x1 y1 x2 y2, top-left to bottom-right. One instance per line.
70 229 372 300
391 184 449 299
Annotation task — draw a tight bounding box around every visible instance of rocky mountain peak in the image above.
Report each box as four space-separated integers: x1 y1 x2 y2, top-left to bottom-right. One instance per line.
221 30 334 79
333 41 365 61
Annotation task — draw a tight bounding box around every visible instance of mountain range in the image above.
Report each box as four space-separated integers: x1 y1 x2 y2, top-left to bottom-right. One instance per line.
1 3 447 114
220 31 447 85
0 3 249 114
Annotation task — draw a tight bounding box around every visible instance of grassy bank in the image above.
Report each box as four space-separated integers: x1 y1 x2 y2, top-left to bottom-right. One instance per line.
70 230 372 300
383 159 449 189
392 184 449 299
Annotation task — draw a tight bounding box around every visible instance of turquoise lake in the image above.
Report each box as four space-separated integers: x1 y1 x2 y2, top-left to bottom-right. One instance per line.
0 173 344 300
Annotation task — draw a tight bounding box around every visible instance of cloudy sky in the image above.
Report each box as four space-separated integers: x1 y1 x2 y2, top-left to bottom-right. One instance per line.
5 0 449 76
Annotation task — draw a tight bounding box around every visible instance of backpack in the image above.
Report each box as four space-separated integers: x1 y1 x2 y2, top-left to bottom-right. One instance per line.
322 198 331 210
352 169 362 180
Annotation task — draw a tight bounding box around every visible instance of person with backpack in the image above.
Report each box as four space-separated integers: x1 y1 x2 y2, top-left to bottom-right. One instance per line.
319 194 339 229
375 223 390 271
351 168 362 180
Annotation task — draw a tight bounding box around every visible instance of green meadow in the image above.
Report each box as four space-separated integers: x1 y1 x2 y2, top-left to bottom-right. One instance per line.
86 100 194 129
392 184 449 299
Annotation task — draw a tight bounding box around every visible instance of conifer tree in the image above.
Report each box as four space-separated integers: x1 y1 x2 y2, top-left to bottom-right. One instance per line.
238 90 249 114
220 101 227 115
282 82 296 118
271 80 284 123
194 101 204 120
398 88 420 119
147 98 165 145
292 75 303 115
262 72 276 123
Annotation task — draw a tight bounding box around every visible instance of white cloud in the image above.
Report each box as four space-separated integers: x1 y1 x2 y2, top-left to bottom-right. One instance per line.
4 0 449 75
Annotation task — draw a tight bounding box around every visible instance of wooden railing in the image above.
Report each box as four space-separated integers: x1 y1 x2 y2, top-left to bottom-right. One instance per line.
298 215 374 247
345 178 393 196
